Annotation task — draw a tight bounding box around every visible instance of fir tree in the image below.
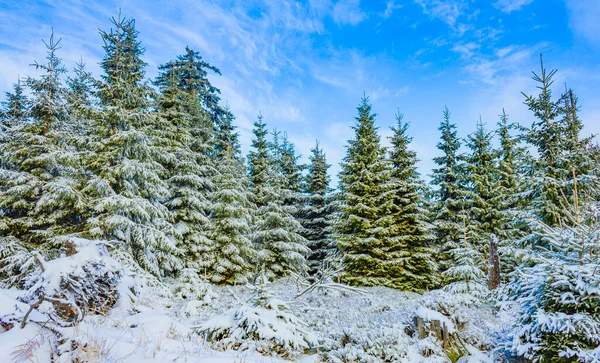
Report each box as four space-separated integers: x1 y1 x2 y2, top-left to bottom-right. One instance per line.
248 116 309 278
334 96 404 288
506 200 600 362
387 112 437 291
455 120 504 289
0 31 86 248
86 14 179 276
277 132 304 194
214 105 241 158
464 120 503 241
154 46 224 150
208 149 255 284
430 107 468 274
66 58 95 119
247 114 271 207
496 109 529 274
301 141 333 274
1 79 29 131
154 50 217 272
522 56 570 227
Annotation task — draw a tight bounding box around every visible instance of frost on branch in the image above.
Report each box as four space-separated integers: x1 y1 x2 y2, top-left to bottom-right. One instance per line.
19 237 125 327
196 274 316 359
504 204 600 362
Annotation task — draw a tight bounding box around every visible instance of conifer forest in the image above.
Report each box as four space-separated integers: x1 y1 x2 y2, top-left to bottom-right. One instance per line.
1 7 599 363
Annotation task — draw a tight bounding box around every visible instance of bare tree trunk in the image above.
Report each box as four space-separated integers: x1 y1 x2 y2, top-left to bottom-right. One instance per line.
488 234 500 290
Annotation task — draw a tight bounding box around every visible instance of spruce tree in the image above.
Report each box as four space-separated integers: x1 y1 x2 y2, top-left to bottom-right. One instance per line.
247 114 271 207
496 110 529 274
522 56 570 227
430 107 468 274
214 106 241 159
334 96 404 288
0 31 87 248
86 14 179 276
209 148 255 284
154 50 217 273
301 141 333 274
464 120 503 240
248 116 309 278
387 112 437 291
454 120 502 290
1 79 28 131
66 58 95 119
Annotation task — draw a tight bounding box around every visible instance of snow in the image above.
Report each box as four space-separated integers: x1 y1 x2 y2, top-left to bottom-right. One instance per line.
1 273 508 362
416 306 456 334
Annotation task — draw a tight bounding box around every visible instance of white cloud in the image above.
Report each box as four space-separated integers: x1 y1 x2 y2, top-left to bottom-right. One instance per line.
452 42 480 59
414 0 466 27
564 0 600 47
381 1 402 18
493 0 534 13
332 0 367 26
458 43 548 85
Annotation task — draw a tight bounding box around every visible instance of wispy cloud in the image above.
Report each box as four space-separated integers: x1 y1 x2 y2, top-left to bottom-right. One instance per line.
332 0 367 26
414 0 466 28
1 0 598 183
564 0 600 48
494 0 534 13
380 1 402 18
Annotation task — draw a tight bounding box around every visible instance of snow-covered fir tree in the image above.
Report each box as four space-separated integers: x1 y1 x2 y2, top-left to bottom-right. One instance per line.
464 121 504 244
334 96 407 288
505 200 600 362
85 14 180 276
208 147 255 284
496 110 529 275
448 120 502 292
247 114 271 207
430 107 469 275
0 31 87 249
248 116 309 278
65 58 95 119
522 56 577 227
387 112 437 291
154 48 220 273
300 141 334 274
214 105 241 159
1 79 29 131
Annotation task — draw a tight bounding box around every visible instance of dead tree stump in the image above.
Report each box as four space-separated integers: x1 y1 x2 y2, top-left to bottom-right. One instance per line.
414 317 451 348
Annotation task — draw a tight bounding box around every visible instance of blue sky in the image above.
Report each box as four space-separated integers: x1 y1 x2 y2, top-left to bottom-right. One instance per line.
1 0 599 184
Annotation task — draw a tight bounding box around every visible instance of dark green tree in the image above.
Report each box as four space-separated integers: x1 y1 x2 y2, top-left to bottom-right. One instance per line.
334 96 404 288
86 14 180 276
430 107 469 274
248 117 309 278
247 114 271 207
0 31 87 249
387 112 437 291
154 53 217 273
208 148 255 284
1 79 29 130
301 141 333 274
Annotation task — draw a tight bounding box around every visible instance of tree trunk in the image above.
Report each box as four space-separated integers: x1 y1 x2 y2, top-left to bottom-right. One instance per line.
488 234 500 290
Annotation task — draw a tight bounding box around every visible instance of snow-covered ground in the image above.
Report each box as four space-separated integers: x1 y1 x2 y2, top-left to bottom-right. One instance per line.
1 274 512 362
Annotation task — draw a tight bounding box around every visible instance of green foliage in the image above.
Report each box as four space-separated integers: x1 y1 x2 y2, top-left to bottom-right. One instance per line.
301 141 334 274
334 97 409 288
387 112 437 291
1 80 29 130
430 107 469 274
249 117 309 278
86 14 180 276
0 31 87 249
208 150 255 284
